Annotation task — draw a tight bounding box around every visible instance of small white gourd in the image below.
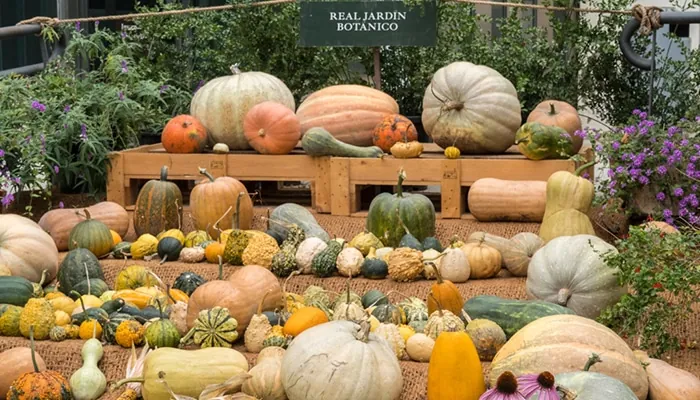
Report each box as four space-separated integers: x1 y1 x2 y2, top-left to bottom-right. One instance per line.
422 249 442 279
374 247 394 261
70 337 107 400
295 237 327 274
439 246 470 283
406 333 434 362
179 247 205 263
336 247 364 277
242 346 287 400
212 143 230 154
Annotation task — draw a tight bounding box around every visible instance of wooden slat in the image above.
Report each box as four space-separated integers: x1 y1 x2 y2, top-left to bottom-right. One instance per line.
330 158 352 216
226 154 317 181
313 157 331 213
105 152 125 205
441 159 463 218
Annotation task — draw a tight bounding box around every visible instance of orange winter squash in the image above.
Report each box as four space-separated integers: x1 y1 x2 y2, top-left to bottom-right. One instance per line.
161 114 208 154
296 85 399 146
527 100 583 153
372 114 418 152
244 101 301 155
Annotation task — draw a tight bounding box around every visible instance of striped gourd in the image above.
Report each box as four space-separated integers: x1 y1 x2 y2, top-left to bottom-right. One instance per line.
133 166 183 236
181 306 239 348
68 209 114 258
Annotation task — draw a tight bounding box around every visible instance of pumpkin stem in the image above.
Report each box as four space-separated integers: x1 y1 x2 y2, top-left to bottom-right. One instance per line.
256 290 272 315
555 385 578 400
159 166 169 182
258 128 266 137
82 263 91 295
422 252 446 262
155 298 165 320
444 100 464 111
72 290 87 313
548 102 557 115
230 63 242 75
28 325 40 373
175 198 182 230
574 160 596 177
282 270 301 311
428 293 444 317
198 167 216 183
427 262 444 284
396 168 406 197
556 288 571 306
514 137 529 145
37 269 48 289
583 353 602 371
217 256 224 280
354 319 371 343
83 208 92 220
113 378 146 388
212 206 233 237
233 192 245 230
179 326 196 347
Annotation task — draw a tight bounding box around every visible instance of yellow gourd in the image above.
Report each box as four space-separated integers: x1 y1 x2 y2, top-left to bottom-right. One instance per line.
283 306 328 337
157 229 185 245
130 234 159 259
54 310 71 326
18 298 55 340
70 330 107 400
50 296 76 314
79 320 103 340
397 324 415 342
427 331 485 399
245 292 273 353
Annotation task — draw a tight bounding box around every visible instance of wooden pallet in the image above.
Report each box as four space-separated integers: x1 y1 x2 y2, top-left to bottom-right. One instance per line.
106 144 331 212
106 143 592 219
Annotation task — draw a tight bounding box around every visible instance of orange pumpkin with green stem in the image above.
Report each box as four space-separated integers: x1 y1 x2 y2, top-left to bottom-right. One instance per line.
372 114 418 152
527 100 583 153
244 101 302 155
161 115 208 154
426 262 464 316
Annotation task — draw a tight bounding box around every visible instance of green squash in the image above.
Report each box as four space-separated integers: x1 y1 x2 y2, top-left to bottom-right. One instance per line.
72 307 109 326
268 203 330 242
103 312 136 344
184 230 211 248
271 224 306 277
68 209 114 258
0 276 39 306
361 247 389 280
301 127 384 158
173 271 206 296
371 303 402 324
157 237 183 263
422 237 443 252
57 248 105 297
311 239 344 278
408 319 427 333
133 165 184 236
361 289 389 309
181 307 239 348
366 168 436 248
515 121 575 160
72 278 110 298
111 241 132 258
144 303 180 348
100 298 126 315
462 295 576 338
397 296 429 323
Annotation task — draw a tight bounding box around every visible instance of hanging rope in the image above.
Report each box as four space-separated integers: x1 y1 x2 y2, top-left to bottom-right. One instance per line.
15 0 665 36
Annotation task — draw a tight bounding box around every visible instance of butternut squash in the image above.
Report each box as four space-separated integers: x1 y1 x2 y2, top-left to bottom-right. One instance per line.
468 178 546 222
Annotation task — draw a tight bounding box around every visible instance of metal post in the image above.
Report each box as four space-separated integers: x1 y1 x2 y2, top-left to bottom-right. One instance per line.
373 47 381 90
648 31 656 116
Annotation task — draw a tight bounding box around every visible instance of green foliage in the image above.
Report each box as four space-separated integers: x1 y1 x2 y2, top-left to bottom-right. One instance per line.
597 225 700 357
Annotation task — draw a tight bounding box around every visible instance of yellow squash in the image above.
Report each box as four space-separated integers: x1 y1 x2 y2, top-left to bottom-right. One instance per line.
427 331 485 399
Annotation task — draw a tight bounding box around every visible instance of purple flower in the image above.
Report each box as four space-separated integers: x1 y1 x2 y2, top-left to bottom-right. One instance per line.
623 125 636 135
609 180 617 189
574 129 586 138
692 184 699 192
75 21 81 31
31 100 46 112
690 214 700 225
595 143 603 152
680 207 689 217
517 372 560 400
159 85 169 94
95 20 100 28
656 192 666 202
633 109 641 115
58 201 64 209
121 29 127 39
638 176 650 185
632 153 646 167
64 105 71 113
663 209 673 219
582 172 590 179
120 60 128 73
0 149 4 158
681 139 689 147
667 126 679 137
630 168 641 177
480 372 526 400
615 166 625 174
80 124 88 142
53 165 59 174
639 111 648 120
656 165 667 175
1 192 14 207
612 141 620 150
118 91 124 101
696 116 700 122
11 177 20 185
674 187 684 197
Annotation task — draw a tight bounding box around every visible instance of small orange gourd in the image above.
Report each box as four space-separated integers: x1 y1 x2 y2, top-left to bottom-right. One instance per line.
427 330 486 400
7 326 73 400
372 114 418 152
205 242 225 264
426 262 465 316
283 306 329 337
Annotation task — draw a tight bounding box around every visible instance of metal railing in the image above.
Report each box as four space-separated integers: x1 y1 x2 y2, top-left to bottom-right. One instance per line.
0 23 65 77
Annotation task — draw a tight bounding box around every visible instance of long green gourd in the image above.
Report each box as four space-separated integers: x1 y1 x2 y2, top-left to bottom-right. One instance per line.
301 127 384 158
70 324 107 400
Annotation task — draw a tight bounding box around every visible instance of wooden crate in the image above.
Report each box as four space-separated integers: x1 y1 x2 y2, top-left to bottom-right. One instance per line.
106 144 331 212
330 143 594 218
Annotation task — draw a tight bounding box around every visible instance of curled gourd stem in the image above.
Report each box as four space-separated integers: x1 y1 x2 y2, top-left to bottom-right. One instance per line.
256 290 272 315
72 290 88 313
428 293 444 317
29 325 39 373
212 206 234 236
583 353 602 371
427 262 446 284
574 160 596 177
282 270 302 312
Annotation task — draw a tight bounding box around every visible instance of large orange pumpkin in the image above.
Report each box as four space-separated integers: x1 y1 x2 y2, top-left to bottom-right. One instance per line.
296 84 399 146
372 114 418 152
526 100 583 153
190 168 253 240
161 114 208 153
243 101 301 155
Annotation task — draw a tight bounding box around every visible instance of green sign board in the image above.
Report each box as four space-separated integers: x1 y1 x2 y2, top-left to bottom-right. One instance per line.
299 1 437 47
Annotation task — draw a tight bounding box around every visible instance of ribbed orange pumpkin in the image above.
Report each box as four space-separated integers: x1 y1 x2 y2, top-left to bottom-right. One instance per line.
161 114 208 154
244 101 301 155
189 167 253 240
427 331 485 399
372 114 418 152
526 100 583 153
296 84 399 146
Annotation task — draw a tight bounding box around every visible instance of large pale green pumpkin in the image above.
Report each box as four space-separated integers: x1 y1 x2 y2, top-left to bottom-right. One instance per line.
421 61 521 154
366 169 435 248
190 65 295 150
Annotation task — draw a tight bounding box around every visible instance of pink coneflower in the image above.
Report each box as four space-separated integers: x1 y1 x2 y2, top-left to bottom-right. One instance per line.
517 372 560 400
480 372 526 400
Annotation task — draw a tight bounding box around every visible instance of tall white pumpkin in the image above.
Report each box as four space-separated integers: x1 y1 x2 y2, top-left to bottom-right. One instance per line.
281 320 403 400
190 65 295 150
421 61 522 154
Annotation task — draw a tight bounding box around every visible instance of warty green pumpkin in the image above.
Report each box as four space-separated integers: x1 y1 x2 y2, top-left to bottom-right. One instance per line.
270 222 306 277
223 192 251 265
133 166 183 237
172 271 206 296
180 306 239 348
515 121 575 160
68 209 114 258
311 239 344 277
366 168 436 247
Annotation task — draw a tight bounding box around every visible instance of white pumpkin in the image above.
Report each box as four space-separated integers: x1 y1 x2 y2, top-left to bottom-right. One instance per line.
0 214 59 283
438 247 470 283
281 320 403 400
406 333 434 362
422 249 442 279
295 237 327 274
190 65 295 150
421 61 522 154
526 235 627 319
336 247 364 277
242 347 287 400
